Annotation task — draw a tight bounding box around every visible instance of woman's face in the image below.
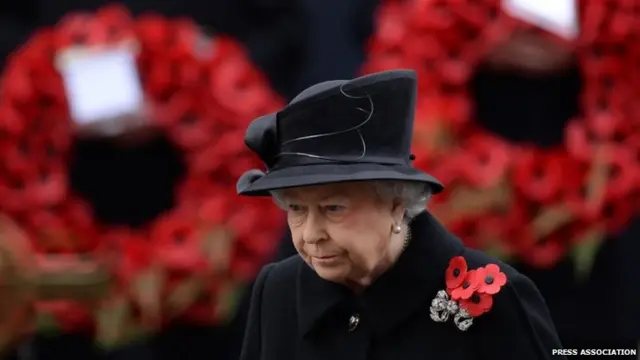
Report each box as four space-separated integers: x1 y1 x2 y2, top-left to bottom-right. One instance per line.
280 182 405 288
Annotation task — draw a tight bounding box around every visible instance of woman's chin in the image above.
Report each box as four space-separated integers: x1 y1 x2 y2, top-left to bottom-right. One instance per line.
312 262 348 282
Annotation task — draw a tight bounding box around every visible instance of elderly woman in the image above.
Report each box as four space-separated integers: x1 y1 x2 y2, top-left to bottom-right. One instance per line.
236 70 564 360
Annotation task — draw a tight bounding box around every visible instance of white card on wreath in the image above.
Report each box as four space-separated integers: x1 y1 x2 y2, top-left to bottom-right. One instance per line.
57 47 144 132
502 0 579 40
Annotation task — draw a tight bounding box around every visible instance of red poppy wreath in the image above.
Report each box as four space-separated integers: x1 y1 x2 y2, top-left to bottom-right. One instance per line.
431 256 507 331
0 5 284 340
362 0 640 271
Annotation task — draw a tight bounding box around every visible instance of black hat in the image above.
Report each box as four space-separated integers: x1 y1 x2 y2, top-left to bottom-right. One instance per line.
236 69 443 196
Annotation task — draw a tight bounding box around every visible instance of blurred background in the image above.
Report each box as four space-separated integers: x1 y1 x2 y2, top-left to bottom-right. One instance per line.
0 0 638 359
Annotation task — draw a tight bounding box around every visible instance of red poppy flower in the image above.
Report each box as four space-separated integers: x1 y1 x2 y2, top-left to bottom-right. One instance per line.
169 113 215 151
439 60 470 86
459 292 493 317
227 205 263 239
197 196 232 224
601 197 635 234
444 218 485 249
477 264 507 295
602 145 637 201
114 232 152 281
565 120 595 161
585 109 627 140
210 54 272 117
25 164 68 208
189 131 246 174
445 256 467 290
450 268 484 301
407 0 454 31
512 150 564 203
459 133 511 188
151 213 206 272
1 140 35 174
0 106 26 137
521 237 567 270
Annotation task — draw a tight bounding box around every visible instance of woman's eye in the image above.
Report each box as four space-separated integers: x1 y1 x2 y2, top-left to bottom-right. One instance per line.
324 205 346 213
288 204 305 213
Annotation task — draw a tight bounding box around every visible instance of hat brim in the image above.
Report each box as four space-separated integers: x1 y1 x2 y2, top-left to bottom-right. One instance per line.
237 163 444 196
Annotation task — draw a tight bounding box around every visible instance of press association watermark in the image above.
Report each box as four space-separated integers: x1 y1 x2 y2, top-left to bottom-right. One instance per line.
552 348 637 357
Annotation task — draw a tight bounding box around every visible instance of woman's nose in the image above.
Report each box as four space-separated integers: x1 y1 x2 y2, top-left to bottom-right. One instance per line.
301 211 326 244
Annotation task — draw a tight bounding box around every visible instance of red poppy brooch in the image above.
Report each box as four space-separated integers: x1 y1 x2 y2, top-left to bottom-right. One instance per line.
430 256 507 331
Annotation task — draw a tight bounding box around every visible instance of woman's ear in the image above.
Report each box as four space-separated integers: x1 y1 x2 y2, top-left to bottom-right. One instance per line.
390 199 405 225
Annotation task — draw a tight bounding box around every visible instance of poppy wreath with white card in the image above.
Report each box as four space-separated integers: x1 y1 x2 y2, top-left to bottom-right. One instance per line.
362 0 639 272
0 4 283 343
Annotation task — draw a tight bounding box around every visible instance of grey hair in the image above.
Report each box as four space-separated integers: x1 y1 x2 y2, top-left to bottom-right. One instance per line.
270 180 432 223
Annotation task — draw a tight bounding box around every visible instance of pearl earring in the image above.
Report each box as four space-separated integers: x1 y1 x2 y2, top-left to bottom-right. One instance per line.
392 224 402 234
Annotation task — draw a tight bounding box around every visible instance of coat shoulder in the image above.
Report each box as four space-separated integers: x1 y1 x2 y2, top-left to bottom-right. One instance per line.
258 254 303 299
459 246 521 280
267 253 302 281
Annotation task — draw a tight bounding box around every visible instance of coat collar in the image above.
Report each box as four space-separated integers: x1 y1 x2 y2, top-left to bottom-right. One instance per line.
296 211 465 338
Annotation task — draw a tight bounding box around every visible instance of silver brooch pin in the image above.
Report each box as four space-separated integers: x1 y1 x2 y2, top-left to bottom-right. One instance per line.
429 290 474 331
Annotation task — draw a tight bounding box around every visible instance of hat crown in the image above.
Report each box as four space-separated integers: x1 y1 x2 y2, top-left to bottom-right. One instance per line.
245 70 418 170
237 70 444 196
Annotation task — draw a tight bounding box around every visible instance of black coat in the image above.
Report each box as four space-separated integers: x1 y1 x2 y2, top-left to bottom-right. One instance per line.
240 211 565 360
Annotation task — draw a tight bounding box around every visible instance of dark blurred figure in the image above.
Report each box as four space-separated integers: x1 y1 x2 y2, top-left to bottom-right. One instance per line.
292 0 379 95
0 4 35 70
